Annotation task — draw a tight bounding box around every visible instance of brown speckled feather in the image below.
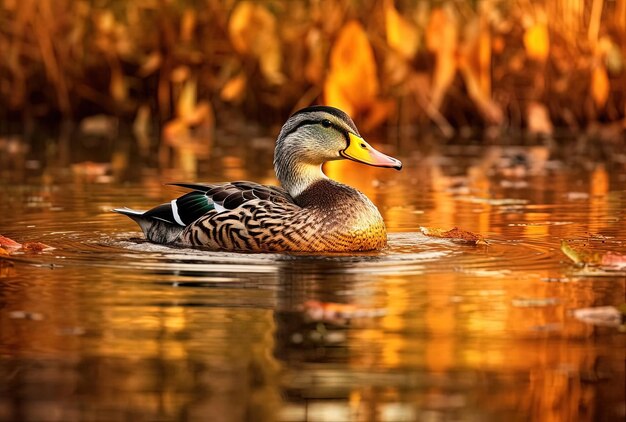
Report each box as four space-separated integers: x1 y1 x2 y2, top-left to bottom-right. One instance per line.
178 179 387 252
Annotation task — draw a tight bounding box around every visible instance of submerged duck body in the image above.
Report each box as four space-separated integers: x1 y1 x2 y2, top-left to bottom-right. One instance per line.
115 106 402 252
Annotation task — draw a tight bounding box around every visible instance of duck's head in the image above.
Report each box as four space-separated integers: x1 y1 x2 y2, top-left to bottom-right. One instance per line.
274 106 402 196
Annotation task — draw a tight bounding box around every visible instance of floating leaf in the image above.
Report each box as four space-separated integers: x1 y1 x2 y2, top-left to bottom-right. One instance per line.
420 227 486 245
561 241 626 270
0 235 22 251
21 242 53 252
0 236 52 254
561 241 585 264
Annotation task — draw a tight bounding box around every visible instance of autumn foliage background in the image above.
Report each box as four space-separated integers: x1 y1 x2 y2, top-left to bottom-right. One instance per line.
0 0 625 146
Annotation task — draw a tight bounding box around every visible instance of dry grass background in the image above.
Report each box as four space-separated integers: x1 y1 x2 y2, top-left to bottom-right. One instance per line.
0 0 624 142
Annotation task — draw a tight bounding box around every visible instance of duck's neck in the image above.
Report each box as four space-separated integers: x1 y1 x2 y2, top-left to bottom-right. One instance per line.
276 161 328 198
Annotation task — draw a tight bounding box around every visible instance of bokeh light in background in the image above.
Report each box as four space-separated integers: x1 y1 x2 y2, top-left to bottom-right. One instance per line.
1 1 624 145
0 2 625 422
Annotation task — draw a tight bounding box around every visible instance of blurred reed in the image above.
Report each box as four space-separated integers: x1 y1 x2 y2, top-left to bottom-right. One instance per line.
0 0 624 141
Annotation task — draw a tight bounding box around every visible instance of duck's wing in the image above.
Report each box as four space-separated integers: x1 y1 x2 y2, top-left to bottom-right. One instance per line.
160 181 294 226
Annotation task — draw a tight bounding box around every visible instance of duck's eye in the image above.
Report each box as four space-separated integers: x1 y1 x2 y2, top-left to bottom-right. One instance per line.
321 119 332 128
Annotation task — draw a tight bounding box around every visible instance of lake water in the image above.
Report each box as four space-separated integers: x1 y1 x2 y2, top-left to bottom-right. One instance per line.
0 136 625 421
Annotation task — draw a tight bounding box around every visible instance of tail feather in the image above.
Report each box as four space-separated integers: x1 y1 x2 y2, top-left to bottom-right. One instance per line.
113 207 184 244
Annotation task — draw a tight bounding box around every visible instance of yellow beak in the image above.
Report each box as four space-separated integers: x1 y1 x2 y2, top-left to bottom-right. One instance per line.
340 133 402 170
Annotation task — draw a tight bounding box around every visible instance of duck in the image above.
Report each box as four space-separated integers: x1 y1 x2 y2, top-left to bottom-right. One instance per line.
114 105 402 252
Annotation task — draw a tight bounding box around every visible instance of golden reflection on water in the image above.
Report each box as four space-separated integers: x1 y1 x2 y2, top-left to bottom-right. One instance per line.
0 142 625 421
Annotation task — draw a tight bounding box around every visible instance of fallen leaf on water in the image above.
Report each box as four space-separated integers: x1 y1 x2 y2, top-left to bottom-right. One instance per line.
21 242 54 252
0 235 52 254
561 241 626 270
560 241 585 264
0 235 22 251
420 226 487 245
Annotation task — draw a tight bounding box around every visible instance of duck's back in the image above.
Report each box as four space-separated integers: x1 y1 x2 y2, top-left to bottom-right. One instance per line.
180 179 387 252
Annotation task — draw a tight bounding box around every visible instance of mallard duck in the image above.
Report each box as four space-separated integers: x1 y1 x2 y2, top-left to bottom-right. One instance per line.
114 106 402 252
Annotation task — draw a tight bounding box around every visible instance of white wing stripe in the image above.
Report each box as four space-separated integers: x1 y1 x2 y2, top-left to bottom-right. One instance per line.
170 199 185 226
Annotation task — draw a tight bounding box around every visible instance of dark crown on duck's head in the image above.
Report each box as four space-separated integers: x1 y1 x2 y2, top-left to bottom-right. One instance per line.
277 105 360 144
290 105 359 134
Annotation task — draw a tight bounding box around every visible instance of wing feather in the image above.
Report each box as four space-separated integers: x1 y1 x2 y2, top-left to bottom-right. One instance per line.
166 181 295 222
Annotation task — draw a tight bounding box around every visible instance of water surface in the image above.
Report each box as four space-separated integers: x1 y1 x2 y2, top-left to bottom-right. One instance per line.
1 140 625 421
